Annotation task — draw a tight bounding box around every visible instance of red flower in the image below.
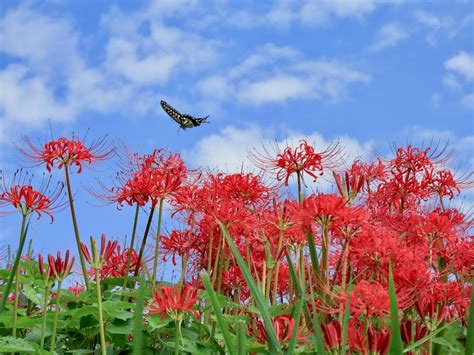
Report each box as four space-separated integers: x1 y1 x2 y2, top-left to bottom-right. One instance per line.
148 284 199 320
68 282 85 296
38 254 54 283
100 245 141 278
19 134 111 173
0 172 64 221
48 250 75 281
250 139 341 186
80 234 118 268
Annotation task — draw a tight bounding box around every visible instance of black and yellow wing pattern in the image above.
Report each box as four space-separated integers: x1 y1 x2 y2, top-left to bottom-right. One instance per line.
160 100 209 129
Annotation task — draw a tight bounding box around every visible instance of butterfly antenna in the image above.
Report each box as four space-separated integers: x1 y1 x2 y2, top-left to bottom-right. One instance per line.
48 118 54 140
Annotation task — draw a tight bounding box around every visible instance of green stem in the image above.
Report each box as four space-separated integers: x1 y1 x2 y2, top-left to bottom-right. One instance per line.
122 204 140 289
11 215 27 336
64 165 90 290
151 198 164 291
94 269 107 355
297 171 303 204
178 253 188 290
49 280 62 352
174 319 182 355
39 285 50 350
134 206 156 277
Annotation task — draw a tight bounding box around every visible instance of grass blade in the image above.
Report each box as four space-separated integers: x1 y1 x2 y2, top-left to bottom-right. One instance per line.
237 320 247 355
340 292 350 355
218 221 282 353
306 231 321 279
285 293 304 355
132 276 146 355
0 220 29 314
285 252 326 355
201 271 237 355
388 264 403 355
466 277 474 355
402 321 452 353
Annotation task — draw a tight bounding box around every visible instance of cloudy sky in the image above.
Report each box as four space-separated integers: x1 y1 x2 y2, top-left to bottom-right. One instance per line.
0 0 473 260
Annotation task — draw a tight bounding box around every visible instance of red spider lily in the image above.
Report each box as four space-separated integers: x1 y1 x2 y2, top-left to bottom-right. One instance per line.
255 314 308 347
423 168 460 199
68 282 85 296
295 193 346 228
161 230 198 266
38 254 55 284
400 319 429 347
19 134 111 173
250 139 342 186
99 245 141 278
0 172 64 221
80 234 118 269
148 284 199 320
349 323 391 355
48 250 75 281
333 169 365 203
321 320 342 350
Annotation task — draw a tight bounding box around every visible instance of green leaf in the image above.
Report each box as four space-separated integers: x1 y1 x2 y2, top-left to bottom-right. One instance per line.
306 231 321 279
237 320 247 355
0 336 38 352
23 283 44 304
402 322 452 353
286 292 304 355
201 271 237 355
219 221 282 354
147 315 172 331
388 264 403 355
0 219 29 314
466 277 474 355
107 320 134 335
285 252 326 355
341 292 351 355
132 276 146 355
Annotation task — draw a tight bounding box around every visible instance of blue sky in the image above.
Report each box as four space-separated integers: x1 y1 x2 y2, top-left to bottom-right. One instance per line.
0 0 473 264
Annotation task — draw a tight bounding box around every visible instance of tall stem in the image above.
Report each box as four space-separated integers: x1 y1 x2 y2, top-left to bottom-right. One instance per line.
64 165 90 290
11 215 26 336
151 198 164 291
134 206 156 277
39 285 50 350
174 319 183 355
94 269 107 355
178 253 188 290
122 204 140 289
272 229 284 304
49 280 62 352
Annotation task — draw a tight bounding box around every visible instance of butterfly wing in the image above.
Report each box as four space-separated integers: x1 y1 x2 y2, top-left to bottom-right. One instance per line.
160 100 209 129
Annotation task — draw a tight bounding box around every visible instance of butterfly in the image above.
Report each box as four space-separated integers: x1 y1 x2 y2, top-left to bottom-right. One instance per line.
160 100 209 129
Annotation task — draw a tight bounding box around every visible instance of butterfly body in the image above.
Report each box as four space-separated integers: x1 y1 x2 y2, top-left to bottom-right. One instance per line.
160 100 209 129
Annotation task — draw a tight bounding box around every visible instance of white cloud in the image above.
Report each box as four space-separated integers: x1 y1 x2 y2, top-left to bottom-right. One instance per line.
442 52 474 109
368 22 408 52
229 0 380 28
184 124 373 175
442 74 461 90
414 10 472 46
462 93 474 109
445 51 474 81
198 44 370 105
0 3 222 142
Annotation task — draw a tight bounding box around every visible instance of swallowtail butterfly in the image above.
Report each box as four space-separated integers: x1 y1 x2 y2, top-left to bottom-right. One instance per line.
160 100 209 129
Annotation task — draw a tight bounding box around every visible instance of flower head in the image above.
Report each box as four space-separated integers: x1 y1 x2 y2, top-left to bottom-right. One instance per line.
250 139 342 186
48 250 75 281
19 134 111 173
0 171 64 221
148 284 199 320
80 234 118 269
